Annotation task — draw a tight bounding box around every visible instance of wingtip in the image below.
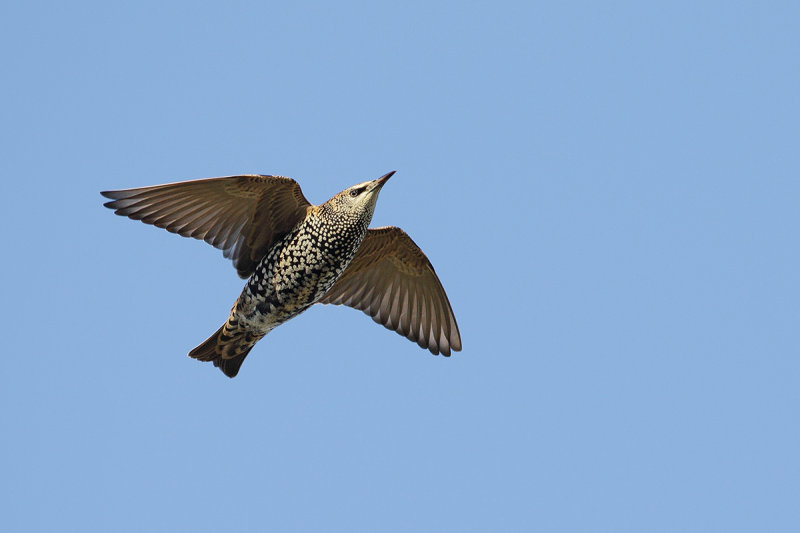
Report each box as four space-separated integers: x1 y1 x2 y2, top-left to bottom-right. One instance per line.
449 333 462 353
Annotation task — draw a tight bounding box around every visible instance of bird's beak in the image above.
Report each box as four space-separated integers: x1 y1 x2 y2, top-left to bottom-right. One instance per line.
372 170 395 190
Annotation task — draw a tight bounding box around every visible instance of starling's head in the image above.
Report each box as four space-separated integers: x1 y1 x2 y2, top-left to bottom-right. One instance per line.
325 171 395 224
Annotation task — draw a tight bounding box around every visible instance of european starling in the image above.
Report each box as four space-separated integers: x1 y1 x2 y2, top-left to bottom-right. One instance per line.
101 171 461 377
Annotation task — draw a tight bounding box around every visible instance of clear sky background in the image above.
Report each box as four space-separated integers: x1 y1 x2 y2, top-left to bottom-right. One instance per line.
2 1 798 531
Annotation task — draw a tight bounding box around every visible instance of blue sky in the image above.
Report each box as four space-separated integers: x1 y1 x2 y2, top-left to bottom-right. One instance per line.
2 1 799 531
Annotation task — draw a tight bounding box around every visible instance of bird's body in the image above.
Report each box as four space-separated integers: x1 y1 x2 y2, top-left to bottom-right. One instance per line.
194 196 375 375
102 172 461 377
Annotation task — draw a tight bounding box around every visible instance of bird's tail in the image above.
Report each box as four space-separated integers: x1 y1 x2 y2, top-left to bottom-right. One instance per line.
188 317 264 378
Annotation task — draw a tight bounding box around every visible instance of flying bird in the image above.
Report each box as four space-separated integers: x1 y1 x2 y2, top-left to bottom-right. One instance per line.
101 171 461 377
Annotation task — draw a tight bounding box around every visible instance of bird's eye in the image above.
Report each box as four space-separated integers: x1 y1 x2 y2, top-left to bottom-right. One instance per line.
349 187 364 197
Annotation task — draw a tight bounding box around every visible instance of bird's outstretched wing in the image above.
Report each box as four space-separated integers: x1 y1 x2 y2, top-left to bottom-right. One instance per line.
101 175 312 279
319 226 462 355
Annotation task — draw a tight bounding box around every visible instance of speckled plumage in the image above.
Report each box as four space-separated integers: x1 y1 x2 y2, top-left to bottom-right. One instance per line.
101 171 461 377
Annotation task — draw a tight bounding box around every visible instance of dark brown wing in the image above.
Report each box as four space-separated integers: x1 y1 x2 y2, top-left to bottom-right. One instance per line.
319 226 462 355
101 175 312 278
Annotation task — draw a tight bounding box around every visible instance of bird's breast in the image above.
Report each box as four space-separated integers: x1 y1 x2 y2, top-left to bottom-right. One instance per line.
240 219 365 325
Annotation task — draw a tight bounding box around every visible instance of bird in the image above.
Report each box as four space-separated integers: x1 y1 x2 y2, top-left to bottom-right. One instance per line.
101 171 461 377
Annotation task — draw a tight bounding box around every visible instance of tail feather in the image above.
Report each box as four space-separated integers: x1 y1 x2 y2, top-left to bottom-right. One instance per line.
188 321 263 378
212 352 252 378
188 325 226 362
